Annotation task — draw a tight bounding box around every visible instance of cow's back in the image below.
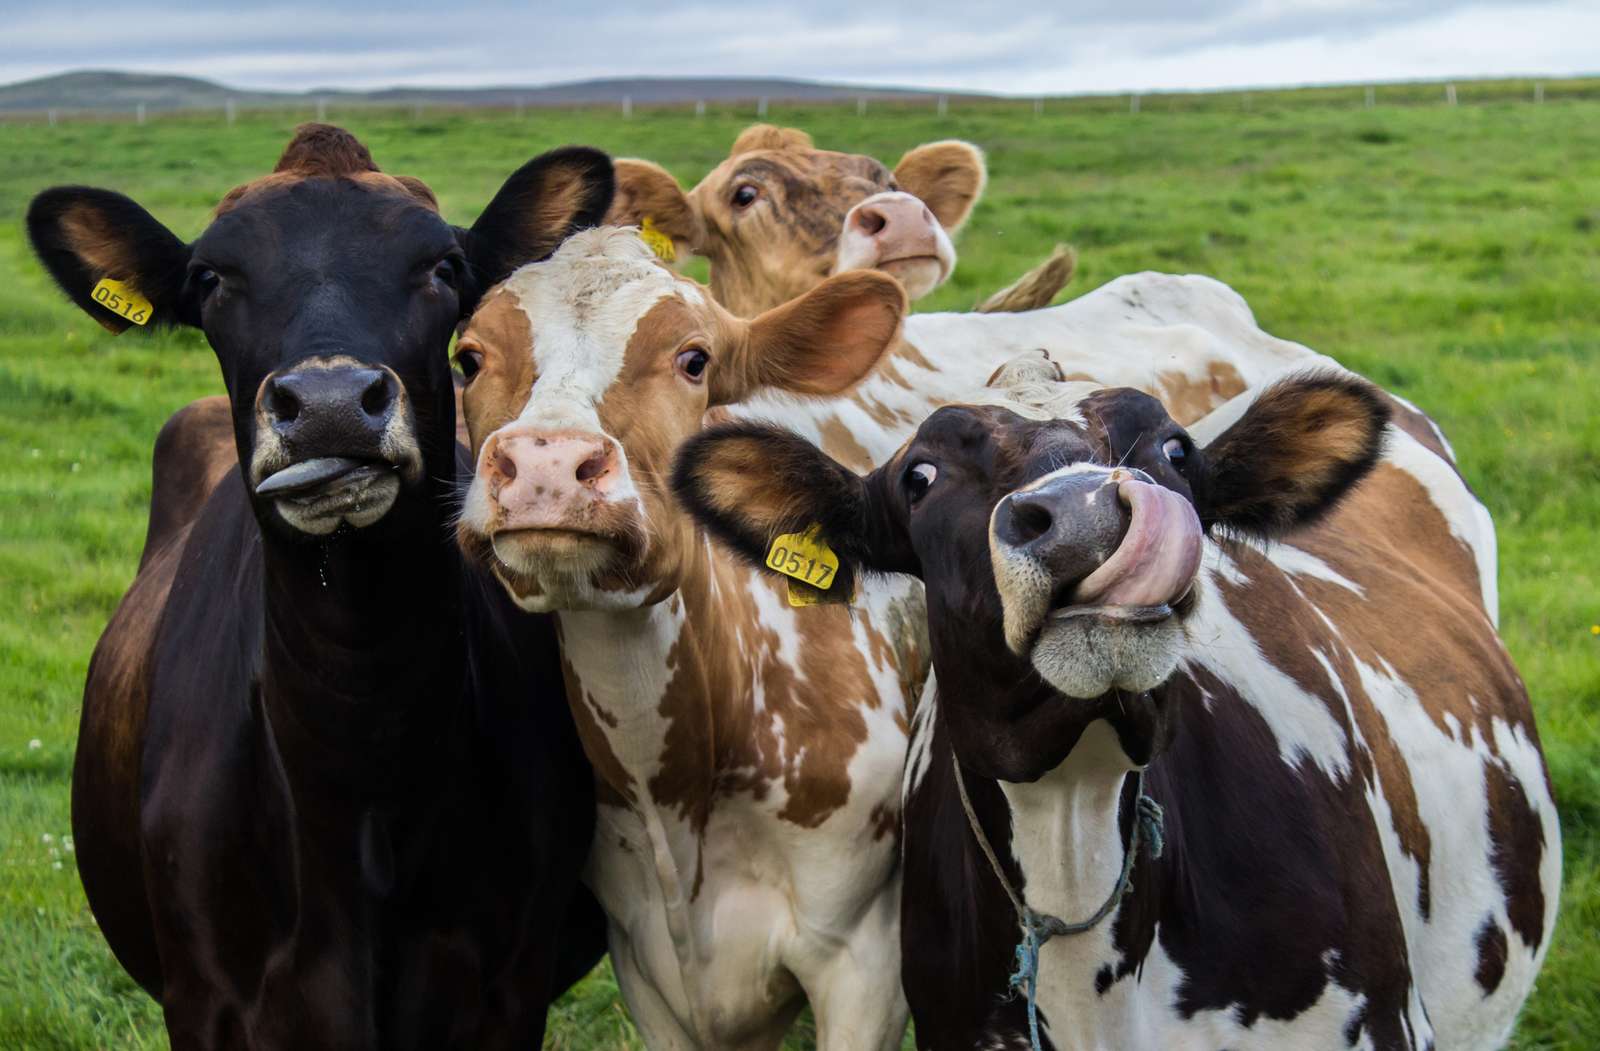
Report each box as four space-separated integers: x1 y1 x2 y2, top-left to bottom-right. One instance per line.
1174 423 1556 1048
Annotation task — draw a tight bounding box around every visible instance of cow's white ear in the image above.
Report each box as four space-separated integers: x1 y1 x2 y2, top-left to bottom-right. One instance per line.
1198 373 1390 537
722 271 905 405
604 159 702 261
893 141 987 233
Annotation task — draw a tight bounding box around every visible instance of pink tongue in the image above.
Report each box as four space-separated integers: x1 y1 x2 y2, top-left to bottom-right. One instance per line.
1072 479 1202 609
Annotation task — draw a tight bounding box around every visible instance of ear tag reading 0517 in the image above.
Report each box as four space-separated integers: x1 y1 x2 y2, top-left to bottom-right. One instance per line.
640 217 677 264
767 526 840 608
90 278 152 326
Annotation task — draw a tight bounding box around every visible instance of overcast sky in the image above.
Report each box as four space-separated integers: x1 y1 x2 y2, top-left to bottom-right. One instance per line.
3 0 1595 95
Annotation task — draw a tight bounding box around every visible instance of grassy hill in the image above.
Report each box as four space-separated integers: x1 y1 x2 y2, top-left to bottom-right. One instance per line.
0 88 1595 1048
0 69 956 114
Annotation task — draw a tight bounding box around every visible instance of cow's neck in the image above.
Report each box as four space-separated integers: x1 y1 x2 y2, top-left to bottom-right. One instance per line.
554 535 749 818
256 483 467 802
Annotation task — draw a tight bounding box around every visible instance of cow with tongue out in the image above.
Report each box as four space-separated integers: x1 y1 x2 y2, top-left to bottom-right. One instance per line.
675 367 1558 1050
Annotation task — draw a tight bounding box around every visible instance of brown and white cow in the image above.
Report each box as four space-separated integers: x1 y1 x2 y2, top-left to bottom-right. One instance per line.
676 368 1558 1050
453 227 923 1049
605 123 988 314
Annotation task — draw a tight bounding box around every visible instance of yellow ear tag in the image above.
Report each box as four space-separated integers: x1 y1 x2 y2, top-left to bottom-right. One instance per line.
90 278 152 326
640 217 677 264
767 525 839 594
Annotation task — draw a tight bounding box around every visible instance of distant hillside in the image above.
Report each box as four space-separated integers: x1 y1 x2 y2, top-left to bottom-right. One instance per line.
0 70 973 113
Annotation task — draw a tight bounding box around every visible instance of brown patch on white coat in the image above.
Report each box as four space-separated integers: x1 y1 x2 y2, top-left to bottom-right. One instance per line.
454 227 923 1048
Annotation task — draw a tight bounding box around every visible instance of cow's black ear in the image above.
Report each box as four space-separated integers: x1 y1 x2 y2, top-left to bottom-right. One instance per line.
672 422 912 598
463 146 615 296
1196 372 1389 537
27 187 195 332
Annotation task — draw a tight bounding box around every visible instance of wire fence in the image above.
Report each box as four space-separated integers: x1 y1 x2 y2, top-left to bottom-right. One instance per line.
4 75 1598 127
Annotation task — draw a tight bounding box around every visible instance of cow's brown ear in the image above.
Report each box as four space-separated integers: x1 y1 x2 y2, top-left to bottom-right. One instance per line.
893 141 987 233
1197 373 1390 537
27 187 196 332
604 159 702 260
717 271 905 405
729 124 813 156
672 422 912 598
466 146 615 293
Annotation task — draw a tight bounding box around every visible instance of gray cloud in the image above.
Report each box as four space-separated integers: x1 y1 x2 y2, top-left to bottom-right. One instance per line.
1 0 1592 93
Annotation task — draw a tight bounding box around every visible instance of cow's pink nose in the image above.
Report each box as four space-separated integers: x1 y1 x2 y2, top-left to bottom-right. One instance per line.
851 195 936 240
483 429 619 523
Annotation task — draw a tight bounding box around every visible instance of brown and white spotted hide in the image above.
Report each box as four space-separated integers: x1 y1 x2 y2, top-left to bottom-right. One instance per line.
674 373 1556 1051
454 227 924 1050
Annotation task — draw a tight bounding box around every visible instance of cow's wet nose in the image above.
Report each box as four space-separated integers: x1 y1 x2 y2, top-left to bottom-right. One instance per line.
263 365 397 451
993 472 1131 588
483 429 621 525
851 194 936 242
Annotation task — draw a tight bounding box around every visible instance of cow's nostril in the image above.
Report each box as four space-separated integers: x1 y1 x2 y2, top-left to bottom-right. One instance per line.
266 380 301 425
493 447 518 483
576 450 609 484
1009 498 1054 545
360 372 394 418
855 207 887 236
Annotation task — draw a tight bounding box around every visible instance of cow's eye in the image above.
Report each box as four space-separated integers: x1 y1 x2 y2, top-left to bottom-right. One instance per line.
455 346 484 381
192 268 220 298
675 346 710 382
731 184 760 209
1162 436 1187 468
433 256 463 290
905 462 937 502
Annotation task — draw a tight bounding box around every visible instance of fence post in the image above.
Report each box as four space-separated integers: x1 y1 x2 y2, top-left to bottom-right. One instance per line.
48 108 57 127
937 94 948 118
1365 85 1375 108
1446 83 1457 106
136 102 146 125
226 98 236 126
1130 93 1140 114
1534 82 1544 104
316 97 326 122
695 99 706 118
1033 97 1042 117
857 96 866 117
757 96 768 118
622 95 632 119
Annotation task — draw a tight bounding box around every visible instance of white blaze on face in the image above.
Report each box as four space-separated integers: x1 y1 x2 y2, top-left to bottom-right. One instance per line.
460 229 683 541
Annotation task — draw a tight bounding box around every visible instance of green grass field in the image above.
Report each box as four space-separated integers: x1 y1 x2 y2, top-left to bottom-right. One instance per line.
1 85 1596 1048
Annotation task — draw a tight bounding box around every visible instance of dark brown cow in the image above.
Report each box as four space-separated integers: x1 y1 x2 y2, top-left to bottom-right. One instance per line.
28 125 614 1049
676 372 1558 1050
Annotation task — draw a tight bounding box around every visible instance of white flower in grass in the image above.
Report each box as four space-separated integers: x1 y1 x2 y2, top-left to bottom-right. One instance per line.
63 836 74 853
53 861 63 871
28 739 42 750
41 833 53 844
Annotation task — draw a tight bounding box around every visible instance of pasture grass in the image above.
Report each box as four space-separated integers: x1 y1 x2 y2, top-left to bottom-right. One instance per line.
0 85 1596 1047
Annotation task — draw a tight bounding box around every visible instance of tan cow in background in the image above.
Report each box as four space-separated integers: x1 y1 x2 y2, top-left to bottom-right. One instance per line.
606 123 1035 314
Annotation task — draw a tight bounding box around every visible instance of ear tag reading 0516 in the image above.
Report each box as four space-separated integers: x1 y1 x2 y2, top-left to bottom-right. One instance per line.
640 217 677 264
767 526 839 608
90 278 152 326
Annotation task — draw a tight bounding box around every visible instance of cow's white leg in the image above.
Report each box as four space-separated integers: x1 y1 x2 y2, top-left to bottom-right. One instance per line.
801 884 910 1051
608 922 702 1050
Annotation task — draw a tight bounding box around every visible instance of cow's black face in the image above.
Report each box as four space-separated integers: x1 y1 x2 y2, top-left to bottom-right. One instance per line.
28 125 615 540
188 182 463 537
673 373 1390 782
